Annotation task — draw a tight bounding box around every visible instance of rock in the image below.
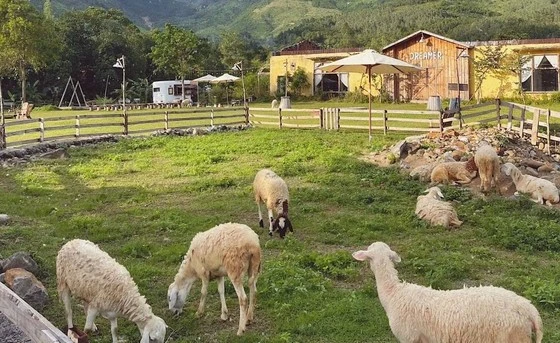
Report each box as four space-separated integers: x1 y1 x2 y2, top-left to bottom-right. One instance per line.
0 214 9 225
410 163 435 182
524 166 539 177
1 252 39 275
538 163 555 173
3 268 48 311
390 140 408 160
521 159 545 169
426 131 440 139
539 142 545 150
39 148 68 159
458 136 470 143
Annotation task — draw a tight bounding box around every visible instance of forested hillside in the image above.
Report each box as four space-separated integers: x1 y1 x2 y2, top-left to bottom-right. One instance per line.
32 0 560 48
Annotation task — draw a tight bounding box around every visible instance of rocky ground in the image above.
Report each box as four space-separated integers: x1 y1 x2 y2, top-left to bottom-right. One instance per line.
0 312 32 343
363 127 560 204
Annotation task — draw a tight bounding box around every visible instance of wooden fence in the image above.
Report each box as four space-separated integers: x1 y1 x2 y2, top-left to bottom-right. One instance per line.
1 107 249 149
0 282 72 343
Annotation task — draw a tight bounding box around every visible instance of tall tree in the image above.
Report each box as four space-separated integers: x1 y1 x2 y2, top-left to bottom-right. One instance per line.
150 24 202 101
43 0 53 20
0 0 59 103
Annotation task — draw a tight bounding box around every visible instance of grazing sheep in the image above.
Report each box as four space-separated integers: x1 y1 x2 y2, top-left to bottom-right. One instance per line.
475 142 500 192
56 239 166 343
253 168 293 238
415 186 462 228
271 99 278 108
502 162 559 206
430 157 477 185
352 242 543 343
168 223 261 336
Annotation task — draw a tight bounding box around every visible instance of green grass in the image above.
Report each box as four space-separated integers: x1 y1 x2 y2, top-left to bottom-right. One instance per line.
1 128 559 342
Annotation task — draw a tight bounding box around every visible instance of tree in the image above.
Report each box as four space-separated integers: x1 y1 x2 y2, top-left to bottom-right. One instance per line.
150 24 202 101
43 0 53 20
291 67 310 97
472 46 507 103
0 0 59 103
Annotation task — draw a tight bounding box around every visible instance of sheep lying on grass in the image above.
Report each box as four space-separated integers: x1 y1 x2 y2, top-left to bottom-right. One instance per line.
56 239 166 343
502 162 559 206
430 157 477 185
415 186 462 228
253 168 293 238
168 223 261 336
475 141 500 192
353 242 543 343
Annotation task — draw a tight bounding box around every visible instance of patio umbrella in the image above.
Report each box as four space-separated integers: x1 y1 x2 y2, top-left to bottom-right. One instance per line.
319 49 422 142
193 74 217 105
210 73 240 104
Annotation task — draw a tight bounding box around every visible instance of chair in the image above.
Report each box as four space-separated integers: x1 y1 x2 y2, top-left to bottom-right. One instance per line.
17 102 34 119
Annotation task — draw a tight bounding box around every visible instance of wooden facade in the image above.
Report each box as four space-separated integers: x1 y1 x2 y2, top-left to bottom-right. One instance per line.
383 31 470 101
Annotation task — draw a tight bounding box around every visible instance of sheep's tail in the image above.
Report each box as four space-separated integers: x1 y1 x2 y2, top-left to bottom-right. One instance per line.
531 308 543 343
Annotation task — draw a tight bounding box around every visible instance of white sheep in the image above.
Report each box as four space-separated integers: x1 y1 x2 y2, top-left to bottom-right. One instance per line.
56 239 166 343
430 157 478 185
415 186 462 228
253 168 293 238
502 162 560 206
475 142 500 192
167 222 261 336
271 99 278 108
352 242 543 343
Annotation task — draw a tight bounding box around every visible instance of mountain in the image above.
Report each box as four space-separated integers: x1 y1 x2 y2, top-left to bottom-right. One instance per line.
31 0 560 48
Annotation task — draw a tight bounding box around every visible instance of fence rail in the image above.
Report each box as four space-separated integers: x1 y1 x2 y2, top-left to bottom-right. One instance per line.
2 100 559 154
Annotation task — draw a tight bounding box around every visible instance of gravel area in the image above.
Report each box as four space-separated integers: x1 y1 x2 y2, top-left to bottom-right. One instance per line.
0 312 32 343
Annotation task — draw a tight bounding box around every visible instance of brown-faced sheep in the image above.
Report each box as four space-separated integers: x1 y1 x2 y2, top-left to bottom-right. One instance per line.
430 157 477 185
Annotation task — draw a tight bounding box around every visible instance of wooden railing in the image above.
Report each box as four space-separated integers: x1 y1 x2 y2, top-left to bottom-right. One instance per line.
1 107 249 149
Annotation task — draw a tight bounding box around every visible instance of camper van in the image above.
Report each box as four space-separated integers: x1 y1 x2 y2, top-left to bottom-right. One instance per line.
152 80 198 104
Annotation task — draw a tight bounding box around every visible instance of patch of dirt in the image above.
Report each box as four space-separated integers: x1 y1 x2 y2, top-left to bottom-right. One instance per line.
362 127 560 206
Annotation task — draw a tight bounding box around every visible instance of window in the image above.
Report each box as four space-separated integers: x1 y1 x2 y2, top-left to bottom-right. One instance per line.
521 55 559 92
314 62 349 95
153 87 160 93
168 87 173 95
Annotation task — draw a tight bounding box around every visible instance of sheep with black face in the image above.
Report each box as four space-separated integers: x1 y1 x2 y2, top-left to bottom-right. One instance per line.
253 169 293 238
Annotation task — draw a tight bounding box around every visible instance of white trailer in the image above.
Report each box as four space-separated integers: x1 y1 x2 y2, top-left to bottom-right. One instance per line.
152 80 197 104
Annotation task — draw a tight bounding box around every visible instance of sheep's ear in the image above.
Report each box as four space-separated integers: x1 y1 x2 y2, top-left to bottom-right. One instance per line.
389 251 402 264
352 250 370 261
437 190 444 199
423 188 430 193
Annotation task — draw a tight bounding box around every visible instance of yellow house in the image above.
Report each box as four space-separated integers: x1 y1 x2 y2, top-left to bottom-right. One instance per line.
269 40 365 97
271 34 560 102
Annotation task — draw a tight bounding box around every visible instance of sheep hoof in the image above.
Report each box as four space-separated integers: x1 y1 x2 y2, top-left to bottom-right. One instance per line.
268 231 273 237
195 310 204 318
220 313 229 321
258 219 264 228
236 329 245 336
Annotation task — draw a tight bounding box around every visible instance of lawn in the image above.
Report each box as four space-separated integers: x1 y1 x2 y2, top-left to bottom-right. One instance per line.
0 128 559 343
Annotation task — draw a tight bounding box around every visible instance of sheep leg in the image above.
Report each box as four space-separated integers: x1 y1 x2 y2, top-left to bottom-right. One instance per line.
217 276 229 320
84 306 99 333
83 302 98 332
60 289 74 329
256 201 264 228
196 275 209 317
108 317 118 343
267 208 274 236
247 272 257 324
229 276 248 336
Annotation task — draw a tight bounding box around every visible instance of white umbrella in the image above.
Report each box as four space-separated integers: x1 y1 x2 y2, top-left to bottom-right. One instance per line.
193 74 217 82
319 49 422 142
210 73 240 104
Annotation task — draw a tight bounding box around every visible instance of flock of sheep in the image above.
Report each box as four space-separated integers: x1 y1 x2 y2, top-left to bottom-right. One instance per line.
53 139 552 343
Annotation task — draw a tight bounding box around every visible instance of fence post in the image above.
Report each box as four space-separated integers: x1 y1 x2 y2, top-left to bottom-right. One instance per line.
75 115 80 138
164 111 169 130
507 103 513 131
383 110 388 135
319 108 324 129
244 106 249 125
458 110 463 130
211 109 214 127
0 124 5 149
496 99 501 129
122 112 128 135
547 109 551 154
439 110 444 133
520 107 526 138
39 118 44 142
336 108 340 131
279 108 282 129
531 109 539 146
